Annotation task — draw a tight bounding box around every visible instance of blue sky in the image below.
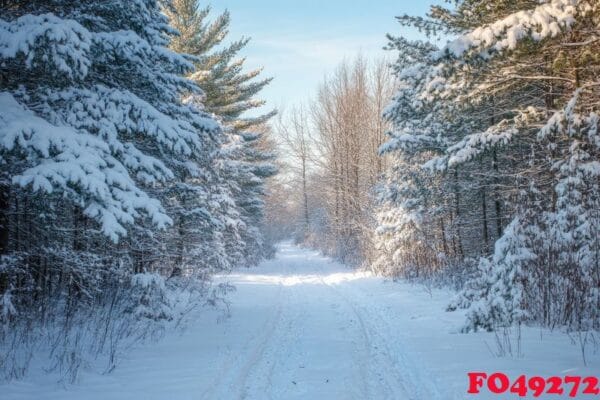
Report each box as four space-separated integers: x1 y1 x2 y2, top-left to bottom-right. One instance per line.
209 1 439 113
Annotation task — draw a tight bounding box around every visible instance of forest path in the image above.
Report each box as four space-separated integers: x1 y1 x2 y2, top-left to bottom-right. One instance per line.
200 243 440 400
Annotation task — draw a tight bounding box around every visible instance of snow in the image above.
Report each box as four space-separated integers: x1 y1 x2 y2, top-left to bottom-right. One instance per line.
446 126 516 168
438 0 580 59
0 290 16 322
46 85 208 159
0 13 91 78
1 5 223 243
3 243 599 400
131 273 166 290
0 91 171 241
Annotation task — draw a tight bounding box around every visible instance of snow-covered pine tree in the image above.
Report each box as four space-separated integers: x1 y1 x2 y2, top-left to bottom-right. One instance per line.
538 90 600 332
375 35 480 279
167 0 277 266
0 0 226 379
372 160 437 278
458 185 544 332
373 42 442 275
382 0 600 333
440 0 599 332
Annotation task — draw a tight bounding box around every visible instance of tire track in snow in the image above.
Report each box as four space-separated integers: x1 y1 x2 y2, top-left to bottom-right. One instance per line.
201 283 286 400
242 259 370 400
240 277 302 400
332 276 445 400
313 275 372 399
290 272 371 400
203 246 442 400
317 272 411 400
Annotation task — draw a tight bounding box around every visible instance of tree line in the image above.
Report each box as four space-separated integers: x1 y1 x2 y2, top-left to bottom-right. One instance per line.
0 0 276 381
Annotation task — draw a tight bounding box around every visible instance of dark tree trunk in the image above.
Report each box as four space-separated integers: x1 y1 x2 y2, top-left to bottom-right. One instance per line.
492 150 503 238
481 188 489 253
439 217 449 256
0 180 9 294
453 168 464 259
171 216 184 278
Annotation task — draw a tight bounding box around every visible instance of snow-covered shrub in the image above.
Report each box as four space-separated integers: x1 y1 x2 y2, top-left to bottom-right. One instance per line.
460 218 533 332
0 288 16 325
447 258 491 312
128 273 173 322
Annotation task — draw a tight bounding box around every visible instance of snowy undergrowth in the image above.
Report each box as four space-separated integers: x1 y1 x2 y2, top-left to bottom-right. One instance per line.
0 275 231 384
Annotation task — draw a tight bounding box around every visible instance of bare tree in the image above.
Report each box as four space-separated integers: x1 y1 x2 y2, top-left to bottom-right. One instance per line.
275 106 315 233
272 56 396 265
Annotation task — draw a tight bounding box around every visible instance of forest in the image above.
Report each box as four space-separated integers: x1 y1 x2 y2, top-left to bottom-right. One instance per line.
1 0 599 398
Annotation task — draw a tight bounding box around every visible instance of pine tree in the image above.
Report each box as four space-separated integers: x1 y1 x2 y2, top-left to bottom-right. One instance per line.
381 0 600 332
166 0 277 266
0 0 227 380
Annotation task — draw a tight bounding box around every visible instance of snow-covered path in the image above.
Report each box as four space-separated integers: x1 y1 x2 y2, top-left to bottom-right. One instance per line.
200 243 440 400
5 243 599 400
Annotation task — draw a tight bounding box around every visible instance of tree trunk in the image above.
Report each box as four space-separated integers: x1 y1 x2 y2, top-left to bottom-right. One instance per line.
492 150 503 238
171 216 184 278
481 188 489 253
302 156 309 230
439 217 449 256
453 168 464 258
0 180 9 294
